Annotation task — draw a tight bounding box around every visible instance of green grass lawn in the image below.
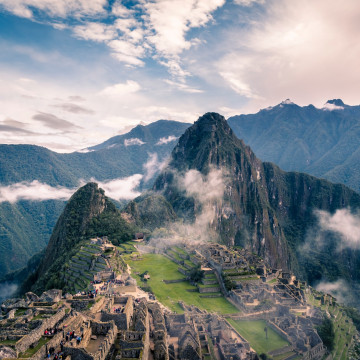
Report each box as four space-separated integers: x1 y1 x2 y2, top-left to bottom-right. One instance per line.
127 253 238 314
227 319 289 355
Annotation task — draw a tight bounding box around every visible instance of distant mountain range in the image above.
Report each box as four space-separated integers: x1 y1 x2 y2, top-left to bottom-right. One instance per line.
228 99 360 193
0 120 190 187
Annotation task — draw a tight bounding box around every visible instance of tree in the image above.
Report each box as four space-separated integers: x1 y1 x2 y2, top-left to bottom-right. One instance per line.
189 265 204 283
317 317 335 351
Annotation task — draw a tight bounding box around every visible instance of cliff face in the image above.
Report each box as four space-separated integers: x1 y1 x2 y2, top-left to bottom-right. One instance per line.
153 113 360 282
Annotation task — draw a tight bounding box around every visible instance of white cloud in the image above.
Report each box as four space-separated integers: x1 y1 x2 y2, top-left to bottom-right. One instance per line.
0 175 143 203
156 135 178 145
108 40 145 66
316 209 360 250
219 71 258 98
216 0 360 111
73 22 117 42
99 80 141 97
233 0 264 6
97 175 142 200
0 180 74 202
179 168 225 204
315 279 350 304
322 103 344 111
144 0 225 57
0 0 107 19
143 153 168 182
164 79 203 93
124 138 145 147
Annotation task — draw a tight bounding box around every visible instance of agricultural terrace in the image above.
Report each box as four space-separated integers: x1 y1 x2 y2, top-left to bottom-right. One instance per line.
306 289 357 360
124 252 238 314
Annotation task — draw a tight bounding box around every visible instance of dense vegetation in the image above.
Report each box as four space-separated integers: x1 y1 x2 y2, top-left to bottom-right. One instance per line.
0 200 65 275
317 318 335 351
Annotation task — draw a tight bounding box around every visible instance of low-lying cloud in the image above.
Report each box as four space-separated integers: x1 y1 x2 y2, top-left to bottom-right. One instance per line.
143 153 168 182
0 180 74 203
0 153 167 203
316 209 360 250
96 175 142 200
124 138 145 146
315 279 350 304
156 135 178 145
179 168 225 204
148 168 227 248
0 282 18 303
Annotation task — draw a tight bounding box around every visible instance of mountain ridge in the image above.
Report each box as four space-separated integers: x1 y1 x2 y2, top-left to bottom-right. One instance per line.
228 99 360 193
149 112 360 285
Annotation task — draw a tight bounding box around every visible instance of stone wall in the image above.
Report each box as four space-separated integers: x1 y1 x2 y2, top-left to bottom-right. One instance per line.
15 308 66 354
198 286 220 293
69 300 95 311
303 343 326 360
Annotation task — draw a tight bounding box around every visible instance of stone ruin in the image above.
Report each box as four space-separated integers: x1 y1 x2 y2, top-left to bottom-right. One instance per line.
63 319 117 360
100 296 133 330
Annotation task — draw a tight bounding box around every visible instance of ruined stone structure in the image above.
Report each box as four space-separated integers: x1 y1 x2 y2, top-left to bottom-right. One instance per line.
100 296 133 330
64 319 117 360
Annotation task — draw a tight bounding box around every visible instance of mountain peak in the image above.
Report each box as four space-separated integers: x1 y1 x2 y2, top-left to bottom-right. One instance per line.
163 112 249 174
326 99 345 106
194 112 228 131
280 98 295 105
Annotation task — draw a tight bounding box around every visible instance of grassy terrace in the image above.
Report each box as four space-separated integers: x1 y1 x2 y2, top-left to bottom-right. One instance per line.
126 253 238 314
173 246 188 255
227 319 290 356
306 290 357 360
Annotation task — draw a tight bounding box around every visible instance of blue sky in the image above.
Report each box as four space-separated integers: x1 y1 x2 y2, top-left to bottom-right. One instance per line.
0 0 359 152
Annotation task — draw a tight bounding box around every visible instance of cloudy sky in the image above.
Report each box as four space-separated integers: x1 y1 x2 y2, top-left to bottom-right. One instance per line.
0 0 360 152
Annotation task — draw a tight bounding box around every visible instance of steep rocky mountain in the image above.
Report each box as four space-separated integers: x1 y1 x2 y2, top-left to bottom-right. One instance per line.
22 182 135 294
0 120 190 277
228 99 360 192
148 113 360 286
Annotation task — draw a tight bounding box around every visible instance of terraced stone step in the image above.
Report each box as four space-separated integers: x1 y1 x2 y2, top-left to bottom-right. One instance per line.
71 258 90 267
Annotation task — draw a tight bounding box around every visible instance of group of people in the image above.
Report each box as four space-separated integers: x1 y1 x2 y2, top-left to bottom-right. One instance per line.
113 307 124 313
44 328 58 336
45 329 83 359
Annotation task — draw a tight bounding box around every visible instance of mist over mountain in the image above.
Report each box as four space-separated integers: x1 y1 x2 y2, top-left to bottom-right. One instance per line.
2 101 360 284
145 113 360 288
0 120 190 187
228 99 360 193
0 120 190 277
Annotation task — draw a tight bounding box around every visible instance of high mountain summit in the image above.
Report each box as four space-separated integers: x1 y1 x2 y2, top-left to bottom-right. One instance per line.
149 113 360 286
